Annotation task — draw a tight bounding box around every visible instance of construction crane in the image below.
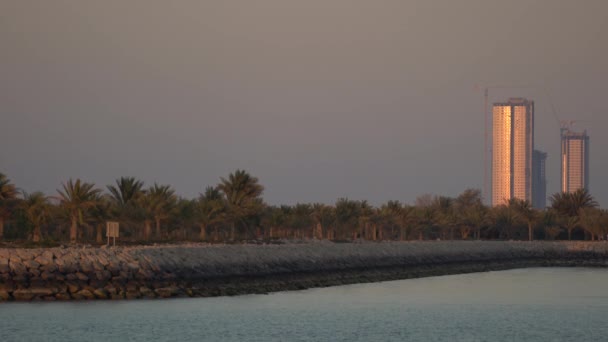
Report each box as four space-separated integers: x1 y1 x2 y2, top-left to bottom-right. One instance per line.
560 120 590 130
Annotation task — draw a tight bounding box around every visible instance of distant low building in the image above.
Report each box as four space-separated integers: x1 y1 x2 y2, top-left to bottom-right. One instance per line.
532 150 547 209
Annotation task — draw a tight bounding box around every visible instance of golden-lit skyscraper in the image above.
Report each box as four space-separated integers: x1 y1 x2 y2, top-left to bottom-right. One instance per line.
561 127 589 193
492 98 534 206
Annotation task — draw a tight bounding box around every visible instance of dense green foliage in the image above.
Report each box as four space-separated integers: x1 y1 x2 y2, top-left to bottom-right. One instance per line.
0 171 606 244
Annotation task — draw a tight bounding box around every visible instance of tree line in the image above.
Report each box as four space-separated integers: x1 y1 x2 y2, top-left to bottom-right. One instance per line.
0 170 605 245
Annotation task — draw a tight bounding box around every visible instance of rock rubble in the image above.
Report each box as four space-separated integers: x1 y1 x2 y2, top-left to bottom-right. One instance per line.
1 241 607 301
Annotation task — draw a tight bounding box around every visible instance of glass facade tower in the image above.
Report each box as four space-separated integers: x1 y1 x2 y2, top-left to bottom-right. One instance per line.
492 98 534 206
561 128 589 193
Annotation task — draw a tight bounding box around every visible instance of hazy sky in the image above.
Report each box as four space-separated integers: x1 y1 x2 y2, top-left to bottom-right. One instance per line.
2 0 607 206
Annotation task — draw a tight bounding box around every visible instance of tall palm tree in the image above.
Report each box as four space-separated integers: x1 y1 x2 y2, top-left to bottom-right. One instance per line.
550 189 597 240
0 173 19 240
56 179 101 243
107 177 145 236
550 189 598 217
398 204 415 241
310 203 326 240
540 209 562 240
455 189 485 240
148 184 177 239
508 198 537 241
136 192 156 241
89 194 113 243
357 201 373 240
561 215 579 241
578 207 604 240
217 170 264 241
107 177 145 208
335 198 361 240
490 204 521 240
433 196 455 240
21 191 50 242
196 186 225 241
569 189 599 213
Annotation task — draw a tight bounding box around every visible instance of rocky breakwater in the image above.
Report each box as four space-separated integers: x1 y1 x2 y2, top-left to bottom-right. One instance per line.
1 241 608 301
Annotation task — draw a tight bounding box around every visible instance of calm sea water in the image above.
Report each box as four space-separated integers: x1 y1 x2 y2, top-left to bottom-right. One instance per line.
2 268 608 342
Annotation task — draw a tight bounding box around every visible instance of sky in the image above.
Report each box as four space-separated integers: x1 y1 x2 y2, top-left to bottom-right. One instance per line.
1 0 607 206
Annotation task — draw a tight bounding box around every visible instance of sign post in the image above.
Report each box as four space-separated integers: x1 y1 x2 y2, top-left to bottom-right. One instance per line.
106 221 119 246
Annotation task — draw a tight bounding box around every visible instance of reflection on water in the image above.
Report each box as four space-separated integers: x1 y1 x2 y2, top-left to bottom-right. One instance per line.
2 268 608 342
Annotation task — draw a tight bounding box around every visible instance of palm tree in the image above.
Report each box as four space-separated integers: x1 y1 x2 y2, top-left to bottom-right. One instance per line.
310 203 326 240
89 195 113 243
335 198 361 240
0 173 19 240
107 177 145 237
397 204 415 241
540 209 562 240
561 215 579 241
319 205 336 240
196 186 225 241
217 170 264 241
550 189 597 240
433 196 455 240
56 179 101 243
569 189 599 212
508 198 537 241
578 207 606 240
107 177 145 208
357 201 373 240
21 192 50 242
490 204 521 240
550 189 598 217
148 184 177 239
136 192 156 241
455 189 484 240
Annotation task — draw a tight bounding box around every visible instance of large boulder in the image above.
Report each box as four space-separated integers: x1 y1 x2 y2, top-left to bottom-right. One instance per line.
0 289 11 301
76 289 96 300
93 288 109 299
9 258 27 275
12 288 55 301
0 257 10 274
35 251 55 266
24 259 41 270
155 286 181 298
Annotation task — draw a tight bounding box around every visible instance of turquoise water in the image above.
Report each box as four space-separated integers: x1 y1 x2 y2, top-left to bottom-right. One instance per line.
2 268 608 341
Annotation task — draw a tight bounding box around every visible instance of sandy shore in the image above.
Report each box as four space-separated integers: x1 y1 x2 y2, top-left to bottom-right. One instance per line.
1 241 608 301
